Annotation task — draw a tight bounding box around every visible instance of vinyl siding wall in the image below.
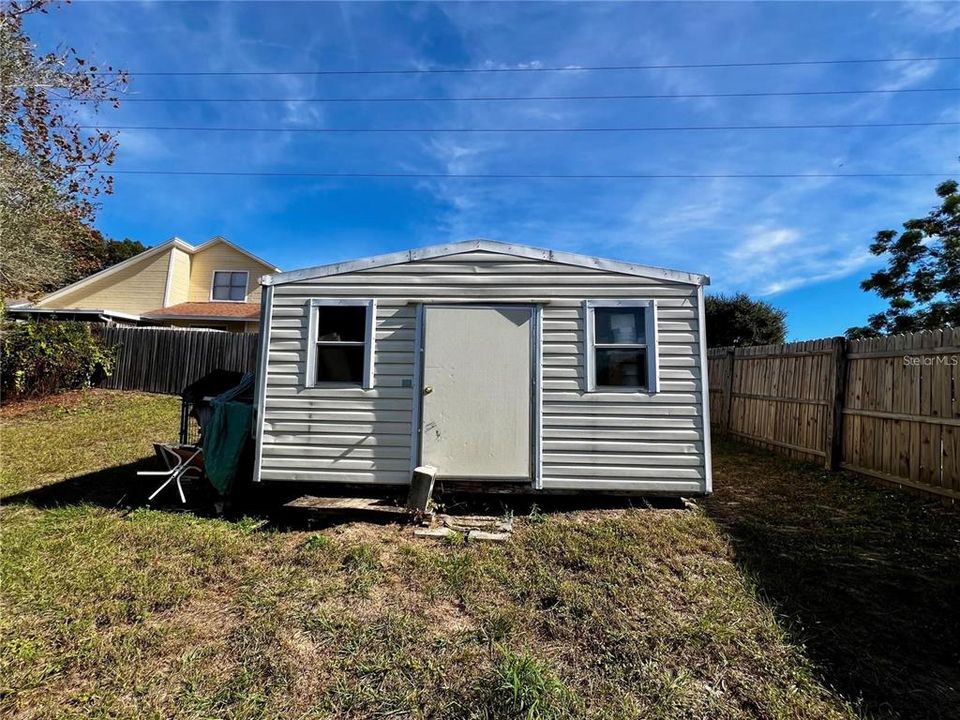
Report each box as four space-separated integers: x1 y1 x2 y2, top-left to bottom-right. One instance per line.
35 249 171 315
189 243 269 304
259 251 706 493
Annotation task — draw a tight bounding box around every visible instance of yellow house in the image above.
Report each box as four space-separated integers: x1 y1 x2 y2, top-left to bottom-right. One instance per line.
15 237 279 332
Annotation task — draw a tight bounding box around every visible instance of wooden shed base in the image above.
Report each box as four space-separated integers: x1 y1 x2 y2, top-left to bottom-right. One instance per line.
284 495 410 519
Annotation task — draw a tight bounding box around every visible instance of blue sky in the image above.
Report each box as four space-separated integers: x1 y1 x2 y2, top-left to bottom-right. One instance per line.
27 1 959 339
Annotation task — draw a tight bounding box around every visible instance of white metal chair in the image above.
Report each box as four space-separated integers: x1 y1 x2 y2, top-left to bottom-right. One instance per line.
138 443 203 504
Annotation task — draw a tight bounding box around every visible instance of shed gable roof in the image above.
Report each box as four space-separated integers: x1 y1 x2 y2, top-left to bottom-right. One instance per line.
263 239 709 287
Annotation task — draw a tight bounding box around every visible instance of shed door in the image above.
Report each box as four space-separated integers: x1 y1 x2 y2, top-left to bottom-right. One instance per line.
420 306 533 480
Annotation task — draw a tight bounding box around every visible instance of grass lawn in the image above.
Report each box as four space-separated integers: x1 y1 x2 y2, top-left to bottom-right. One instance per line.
1 391 957 719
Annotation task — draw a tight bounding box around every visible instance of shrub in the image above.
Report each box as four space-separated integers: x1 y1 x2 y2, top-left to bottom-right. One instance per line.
1 320 115 399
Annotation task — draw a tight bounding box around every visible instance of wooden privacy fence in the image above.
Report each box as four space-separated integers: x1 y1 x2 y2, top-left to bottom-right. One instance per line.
708 327 959 501
93 326 259 395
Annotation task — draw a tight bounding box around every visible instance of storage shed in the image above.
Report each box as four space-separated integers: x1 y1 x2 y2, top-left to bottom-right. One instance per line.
253 240 712 496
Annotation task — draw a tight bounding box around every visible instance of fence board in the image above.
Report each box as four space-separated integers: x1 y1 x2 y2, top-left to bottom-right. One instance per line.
92 326 259 396
708 339 836 464
710 327 959 501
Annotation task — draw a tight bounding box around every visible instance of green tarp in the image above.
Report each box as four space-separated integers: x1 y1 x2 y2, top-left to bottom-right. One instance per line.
203 398 253 496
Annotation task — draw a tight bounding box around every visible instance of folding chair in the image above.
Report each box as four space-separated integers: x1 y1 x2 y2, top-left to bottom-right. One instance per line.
138 443 204 504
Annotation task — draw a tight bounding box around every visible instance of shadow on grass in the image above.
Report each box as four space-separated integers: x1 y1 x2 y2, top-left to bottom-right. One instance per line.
1 455 685 532
706 438 960 720
0 456 324 529
1 457 226 517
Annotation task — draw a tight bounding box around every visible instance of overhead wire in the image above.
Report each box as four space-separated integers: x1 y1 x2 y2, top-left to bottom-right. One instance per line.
85 120 960 133
78 55 960 76
52 87 960 103
107 170 952 179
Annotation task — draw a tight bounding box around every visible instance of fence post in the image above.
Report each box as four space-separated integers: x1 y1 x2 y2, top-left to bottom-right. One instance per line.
824 336 848 471
721 348 736 434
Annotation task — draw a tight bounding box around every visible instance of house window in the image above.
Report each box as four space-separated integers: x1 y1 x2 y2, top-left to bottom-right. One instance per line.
583 300 658 392
211 271 249 301
306 299 376 389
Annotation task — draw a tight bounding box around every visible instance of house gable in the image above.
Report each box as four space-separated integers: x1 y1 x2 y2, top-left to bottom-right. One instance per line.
33 236 278 317
35 244 174 315
187 237 278 305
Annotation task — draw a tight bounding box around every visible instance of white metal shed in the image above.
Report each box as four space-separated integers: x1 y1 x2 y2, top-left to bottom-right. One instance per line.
253 239 712 496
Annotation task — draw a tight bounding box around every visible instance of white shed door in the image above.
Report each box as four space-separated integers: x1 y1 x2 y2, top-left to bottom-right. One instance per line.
420 306 533 480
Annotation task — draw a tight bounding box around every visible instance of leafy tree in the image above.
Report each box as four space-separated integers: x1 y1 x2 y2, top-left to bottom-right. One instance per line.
705 292 787 348
847 180 960 338
0 0 127 297
45 232 147 290
0 146 90 297
99 237 146 267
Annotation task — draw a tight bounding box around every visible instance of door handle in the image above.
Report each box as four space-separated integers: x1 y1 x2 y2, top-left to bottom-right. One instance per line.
423 386 433 395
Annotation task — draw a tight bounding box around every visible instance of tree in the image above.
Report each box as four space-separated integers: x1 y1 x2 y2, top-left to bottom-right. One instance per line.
0 0 127 298
0 145 90 296
99 237 146 267
847 180 960 338
705 292 787 348
48 233 147 290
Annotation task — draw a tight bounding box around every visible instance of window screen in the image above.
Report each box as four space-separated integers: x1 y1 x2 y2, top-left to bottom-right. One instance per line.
212 271 248 301
314 305 368 384
588 304 653 390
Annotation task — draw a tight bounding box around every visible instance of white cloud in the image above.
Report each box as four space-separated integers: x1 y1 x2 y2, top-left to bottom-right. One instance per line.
898 3 960 33
479 60 545 70
762 250 876 295
114 128 167 160
879 58 940 92
722 226 877 296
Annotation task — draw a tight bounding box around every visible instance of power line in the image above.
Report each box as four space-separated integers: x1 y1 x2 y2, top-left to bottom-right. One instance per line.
85 120 960 133
82 55 960 77
109 170 951 179
55 87 960 103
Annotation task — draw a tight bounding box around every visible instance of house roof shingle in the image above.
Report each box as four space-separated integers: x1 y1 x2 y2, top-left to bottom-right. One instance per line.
143 302 260 321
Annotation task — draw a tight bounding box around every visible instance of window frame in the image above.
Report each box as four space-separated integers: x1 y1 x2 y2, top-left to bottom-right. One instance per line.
305 298 376 390
583 299 659 393
210 270 250 302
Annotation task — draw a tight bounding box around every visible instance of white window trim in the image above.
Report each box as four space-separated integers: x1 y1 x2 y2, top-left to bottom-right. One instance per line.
209 270 249 302
305 298 376 390
583 299 659 393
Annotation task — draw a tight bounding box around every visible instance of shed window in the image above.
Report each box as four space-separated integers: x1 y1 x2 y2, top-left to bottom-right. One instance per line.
584 300 658 392
306 299 376 389
211 271 248 301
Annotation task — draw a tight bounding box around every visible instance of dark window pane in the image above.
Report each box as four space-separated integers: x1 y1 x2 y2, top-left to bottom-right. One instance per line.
595 307 645 345
596 348 647 388
317 305 366 342
229 273 246 299
316 345 365 383
212 271 247 301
